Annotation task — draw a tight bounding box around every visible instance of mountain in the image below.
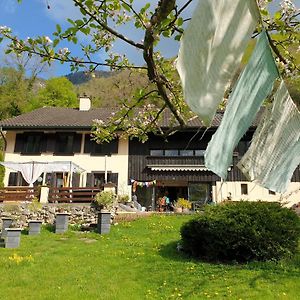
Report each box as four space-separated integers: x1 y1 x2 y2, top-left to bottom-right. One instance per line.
65 70 114 85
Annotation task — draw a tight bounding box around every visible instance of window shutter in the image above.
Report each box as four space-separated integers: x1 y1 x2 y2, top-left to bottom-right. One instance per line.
46 134 56 152
72 173 80 187
41 133 48 152
86 173 93 187
8 172 18 186
84 134 93 153
73 133 82 153
102 139 119 154
14 134 24 152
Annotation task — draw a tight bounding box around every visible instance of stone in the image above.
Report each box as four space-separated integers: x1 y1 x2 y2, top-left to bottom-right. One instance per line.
1 218 13 238
5 228 21 248
55 213 70 234
28 220 42 235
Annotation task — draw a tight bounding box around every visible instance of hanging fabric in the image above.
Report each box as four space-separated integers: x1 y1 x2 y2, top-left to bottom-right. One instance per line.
176 0 259 126
238 81 300 193
205 30 279 179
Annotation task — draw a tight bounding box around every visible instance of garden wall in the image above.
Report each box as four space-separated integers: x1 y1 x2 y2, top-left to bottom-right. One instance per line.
0 203 100 229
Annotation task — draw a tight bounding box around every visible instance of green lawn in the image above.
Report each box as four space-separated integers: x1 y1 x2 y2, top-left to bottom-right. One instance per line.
0 214 299 300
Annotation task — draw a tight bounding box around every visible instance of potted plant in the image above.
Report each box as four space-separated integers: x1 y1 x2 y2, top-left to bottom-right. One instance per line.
174 198 192 213
93 191 116 234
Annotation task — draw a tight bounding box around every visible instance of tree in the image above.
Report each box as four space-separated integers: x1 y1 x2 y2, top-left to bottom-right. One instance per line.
0 0 299 142
0 66 31 119
28 77 77 110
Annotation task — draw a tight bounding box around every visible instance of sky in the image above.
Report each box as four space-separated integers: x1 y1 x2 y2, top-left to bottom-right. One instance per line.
0 0 299 78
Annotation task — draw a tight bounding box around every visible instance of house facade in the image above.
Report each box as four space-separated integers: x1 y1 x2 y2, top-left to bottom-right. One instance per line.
0 98 130 196
0 99 299 207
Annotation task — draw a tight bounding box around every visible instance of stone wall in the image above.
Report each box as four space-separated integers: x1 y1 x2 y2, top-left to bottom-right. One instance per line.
0 203 100 229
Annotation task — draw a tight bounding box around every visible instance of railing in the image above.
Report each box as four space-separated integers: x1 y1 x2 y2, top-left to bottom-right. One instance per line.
48 187 101 203
146 155 205 166
0 187 39 202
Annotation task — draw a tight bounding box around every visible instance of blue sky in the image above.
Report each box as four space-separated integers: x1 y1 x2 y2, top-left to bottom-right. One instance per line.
0 0 298 78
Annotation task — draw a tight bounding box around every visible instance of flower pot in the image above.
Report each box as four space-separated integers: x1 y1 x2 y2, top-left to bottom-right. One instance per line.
175 207 183 213
1 218 13 238
5 228 21 248
55 213 69 233
97 211 111 234
28 220 42 235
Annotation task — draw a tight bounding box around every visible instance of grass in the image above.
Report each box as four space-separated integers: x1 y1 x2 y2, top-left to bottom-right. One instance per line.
0 214 299 300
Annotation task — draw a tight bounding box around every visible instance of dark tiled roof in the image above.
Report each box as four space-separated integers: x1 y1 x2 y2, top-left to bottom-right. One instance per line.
0 106 261 130
0 107 115 130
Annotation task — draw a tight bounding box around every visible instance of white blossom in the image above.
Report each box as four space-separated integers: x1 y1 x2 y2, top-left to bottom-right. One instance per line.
44 36 53 44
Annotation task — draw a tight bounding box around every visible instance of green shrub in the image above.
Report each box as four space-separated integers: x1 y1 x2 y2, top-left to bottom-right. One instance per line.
93 191 116 210
180 201 300 262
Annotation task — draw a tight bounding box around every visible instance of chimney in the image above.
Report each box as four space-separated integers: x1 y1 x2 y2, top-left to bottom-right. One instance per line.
79 95 91 111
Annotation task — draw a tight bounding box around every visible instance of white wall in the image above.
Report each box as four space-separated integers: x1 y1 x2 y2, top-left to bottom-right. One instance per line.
3 132 131 196
214 181 300 207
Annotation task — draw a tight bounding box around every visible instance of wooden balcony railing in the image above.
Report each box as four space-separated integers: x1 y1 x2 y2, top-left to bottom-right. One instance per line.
48 187 101 203
0 187 39 202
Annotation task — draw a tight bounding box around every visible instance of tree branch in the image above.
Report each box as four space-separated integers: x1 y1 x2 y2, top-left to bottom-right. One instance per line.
73 0 144 50
143 0 186 127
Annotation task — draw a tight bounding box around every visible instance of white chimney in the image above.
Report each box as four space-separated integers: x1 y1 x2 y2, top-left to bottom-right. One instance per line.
79 95 91 111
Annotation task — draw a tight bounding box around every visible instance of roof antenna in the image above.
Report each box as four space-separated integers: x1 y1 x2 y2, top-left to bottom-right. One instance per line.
45 0 50 9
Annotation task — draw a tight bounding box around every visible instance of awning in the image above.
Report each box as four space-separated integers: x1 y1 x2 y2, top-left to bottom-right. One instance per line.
0 161 85 186
148 165 209 171
148 165 232 172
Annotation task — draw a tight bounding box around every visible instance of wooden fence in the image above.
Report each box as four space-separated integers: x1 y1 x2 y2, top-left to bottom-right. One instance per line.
0 187 39 202
48 187 101 203
0 187 101 203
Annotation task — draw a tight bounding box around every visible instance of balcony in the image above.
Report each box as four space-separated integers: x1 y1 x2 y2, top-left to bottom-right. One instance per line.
146 155 207 171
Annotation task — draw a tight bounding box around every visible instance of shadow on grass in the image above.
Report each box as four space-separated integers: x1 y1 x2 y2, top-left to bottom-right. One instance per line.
159 240 300 276
21 228 29 235
159 241 192 262
43 224 55 233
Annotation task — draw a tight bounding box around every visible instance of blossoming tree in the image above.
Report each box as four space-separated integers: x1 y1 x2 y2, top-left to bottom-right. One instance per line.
0 0 299 142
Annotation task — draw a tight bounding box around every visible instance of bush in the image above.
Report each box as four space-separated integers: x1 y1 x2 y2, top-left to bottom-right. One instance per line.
180 201 300 262
93 191 116 210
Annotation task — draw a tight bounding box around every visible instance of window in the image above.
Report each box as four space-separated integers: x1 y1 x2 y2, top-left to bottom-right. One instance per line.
54 133 81 155
179 150 193 156
150 149 164 156
149 149 206 157
241 184 248 195
86 172 118 188
84 134 118 155
55 133 74 154
164 150 178 156
194 150 205 156
269 190 276 195
14 133 43 154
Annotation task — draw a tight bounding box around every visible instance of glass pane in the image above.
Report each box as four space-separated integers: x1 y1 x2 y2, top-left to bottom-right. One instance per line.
188 183 211 204
165 150 178 156
150 150 163 156
195 150 205 156
179 150 193 156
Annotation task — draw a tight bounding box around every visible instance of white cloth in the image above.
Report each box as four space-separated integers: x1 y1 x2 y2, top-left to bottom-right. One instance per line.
177 0 259 126
238 81 300 193
204 31 279 179
0 161 85 186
